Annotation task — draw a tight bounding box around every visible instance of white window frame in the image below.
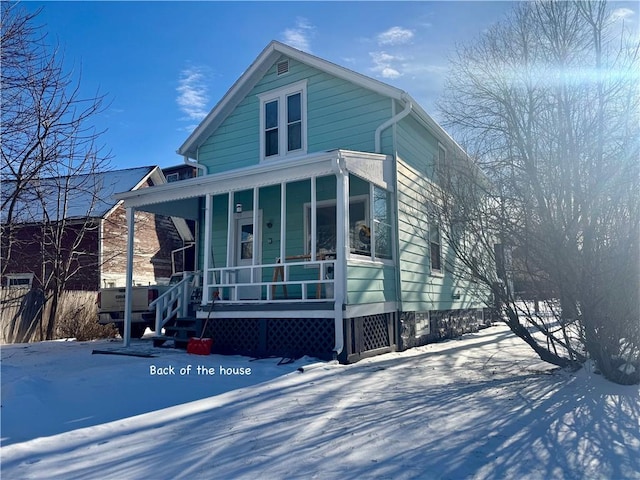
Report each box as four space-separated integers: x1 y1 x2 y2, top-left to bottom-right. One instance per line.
371 184 394 260
303 195 394 264
429 223 443 275
304 196 370 257
259 80 308 162
6 273 34 289
166 173 179 183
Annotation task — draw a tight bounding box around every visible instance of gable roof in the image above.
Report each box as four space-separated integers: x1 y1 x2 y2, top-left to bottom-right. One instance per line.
1 166 159 224
178 40 463 161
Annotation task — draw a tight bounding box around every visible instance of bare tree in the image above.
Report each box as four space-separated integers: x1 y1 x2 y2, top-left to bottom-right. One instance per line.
436 1 639 384
1 4 110 341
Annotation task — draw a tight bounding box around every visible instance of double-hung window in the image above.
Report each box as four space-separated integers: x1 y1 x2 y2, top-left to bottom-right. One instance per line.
259 80 307 161
429 223 442 273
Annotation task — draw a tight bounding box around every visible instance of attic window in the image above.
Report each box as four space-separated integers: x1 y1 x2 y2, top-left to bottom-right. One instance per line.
277 60 289 76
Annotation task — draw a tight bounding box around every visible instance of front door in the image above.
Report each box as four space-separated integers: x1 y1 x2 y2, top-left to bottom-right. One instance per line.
235 213 261 300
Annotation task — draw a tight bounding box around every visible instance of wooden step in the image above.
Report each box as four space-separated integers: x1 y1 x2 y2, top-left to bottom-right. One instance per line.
151 317 204 350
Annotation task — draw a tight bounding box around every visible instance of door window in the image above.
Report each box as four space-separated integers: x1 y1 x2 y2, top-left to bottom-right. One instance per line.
240 224 253 260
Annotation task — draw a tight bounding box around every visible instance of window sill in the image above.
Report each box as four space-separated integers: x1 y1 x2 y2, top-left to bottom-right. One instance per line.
347 254 394 267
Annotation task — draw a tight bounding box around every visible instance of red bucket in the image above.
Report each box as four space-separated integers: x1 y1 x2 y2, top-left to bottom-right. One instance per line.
187 337 213 355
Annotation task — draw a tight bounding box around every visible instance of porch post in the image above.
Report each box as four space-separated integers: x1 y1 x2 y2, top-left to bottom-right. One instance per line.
334 160 349 356
252 187 259 281
310 176 317 261
123 206 135 347
226 192 234 282
226 192 236 299
280 182 286 265
369 183 376 259
201 193 212 305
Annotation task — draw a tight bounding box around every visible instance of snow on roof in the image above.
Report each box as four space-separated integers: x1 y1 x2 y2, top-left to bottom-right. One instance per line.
1 166 156 224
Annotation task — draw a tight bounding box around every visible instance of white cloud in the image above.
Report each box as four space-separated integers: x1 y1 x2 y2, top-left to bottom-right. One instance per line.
282 17 315 52
610 7 635 22
176 67 209 123
377 26 414 46
403 63 448 77
370 51 404 79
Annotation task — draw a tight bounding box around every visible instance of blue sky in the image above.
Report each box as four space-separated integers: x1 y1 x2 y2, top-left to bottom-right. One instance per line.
20 1 638 171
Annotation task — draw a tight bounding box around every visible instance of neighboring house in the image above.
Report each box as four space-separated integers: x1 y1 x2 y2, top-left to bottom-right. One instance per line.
116 41 491 362
1 166 194 290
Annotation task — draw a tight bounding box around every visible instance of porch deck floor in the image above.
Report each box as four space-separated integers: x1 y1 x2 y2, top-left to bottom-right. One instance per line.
197 301 336 313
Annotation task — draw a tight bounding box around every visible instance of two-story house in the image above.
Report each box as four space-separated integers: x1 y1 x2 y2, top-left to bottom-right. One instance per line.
115 41 490 362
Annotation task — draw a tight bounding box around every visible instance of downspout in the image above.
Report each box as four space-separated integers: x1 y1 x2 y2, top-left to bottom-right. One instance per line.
376 94 411 350
331 154 348 358
374 93 412 153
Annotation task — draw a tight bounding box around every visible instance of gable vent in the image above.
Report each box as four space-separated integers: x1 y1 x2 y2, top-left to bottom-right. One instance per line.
277 60 290 76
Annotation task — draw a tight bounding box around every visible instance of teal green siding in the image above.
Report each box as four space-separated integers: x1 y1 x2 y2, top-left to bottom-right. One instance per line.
198 57 393 173
347 263 397 304
396 159 487 312
192 51 488 314
395 114 439 182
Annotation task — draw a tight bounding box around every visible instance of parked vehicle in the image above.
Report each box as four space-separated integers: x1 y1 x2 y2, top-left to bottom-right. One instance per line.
97 273 199 338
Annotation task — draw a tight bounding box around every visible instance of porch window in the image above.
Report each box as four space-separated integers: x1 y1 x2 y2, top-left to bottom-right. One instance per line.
305 198 368 256
259 80 307 161
373 187 392 259
430 223 442 273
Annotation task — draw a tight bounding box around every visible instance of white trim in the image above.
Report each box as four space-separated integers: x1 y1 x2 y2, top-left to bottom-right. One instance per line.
310 176 317 261
5 273 34 288
334 162 349 355
226 193 234 270
371 184 394 262
202 194 212 304
258 80 308 162
234 209 263 299
123 207 136 348
347 256 395 268
199 308 335 319
280 182 286 265
303 195 369 257
117 151 341 208
98 218 104 288
345 301 398 319
116 150 393 210
165 172 180 183
233 210 263 266
429 222 443 275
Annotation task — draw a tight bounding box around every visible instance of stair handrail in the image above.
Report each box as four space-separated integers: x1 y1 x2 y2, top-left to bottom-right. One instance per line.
150 272 197 335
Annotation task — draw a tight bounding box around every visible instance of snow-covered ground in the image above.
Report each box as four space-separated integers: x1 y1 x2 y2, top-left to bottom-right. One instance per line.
2 324 638 479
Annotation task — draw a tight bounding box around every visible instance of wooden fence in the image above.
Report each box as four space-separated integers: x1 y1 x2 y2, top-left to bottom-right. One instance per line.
0 288 114 343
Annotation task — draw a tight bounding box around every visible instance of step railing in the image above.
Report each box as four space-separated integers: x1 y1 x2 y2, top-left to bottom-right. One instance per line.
150 272 198 335
204 258 335 304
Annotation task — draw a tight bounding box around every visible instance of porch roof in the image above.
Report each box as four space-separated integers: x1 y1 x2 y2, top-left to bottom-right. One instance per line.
114 150 393 218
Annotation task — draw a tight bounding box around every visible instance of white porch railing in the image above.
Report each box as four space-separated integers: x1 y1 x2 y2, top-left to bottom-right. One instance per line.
150 273 198 334
204 258 335 304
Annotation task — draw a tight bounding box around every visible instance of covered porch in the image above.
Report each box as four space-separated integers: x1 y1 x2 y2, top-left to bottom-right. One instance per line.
116 149 396 359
